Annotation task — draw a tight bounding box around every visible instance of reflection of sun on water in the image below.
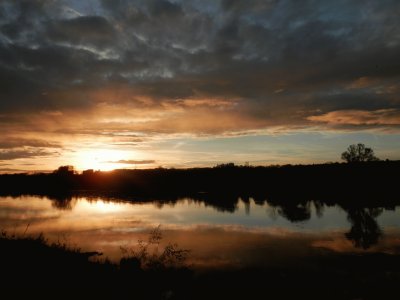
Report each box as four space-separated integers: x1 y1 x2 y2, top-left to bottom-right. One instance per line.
78 199 125 214
75 149 127 171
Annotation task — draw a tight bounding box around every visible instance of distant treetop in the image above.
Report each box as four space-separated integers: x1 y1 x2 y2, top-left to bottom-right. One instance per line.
341 143 379 163
214 163 236 168
53 165 75 175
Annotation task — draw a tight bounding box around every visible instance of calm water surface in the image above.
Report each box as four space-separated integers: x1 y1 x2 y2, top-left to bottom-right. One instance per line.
1 195 399 269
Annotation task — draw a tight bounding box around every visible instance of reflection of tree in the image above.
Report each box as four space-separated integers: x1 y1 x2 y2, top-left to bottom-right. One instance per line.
314 201 324 218
48 194 75 210
241 196 250 215
345 208 383 249
196 194 239 213
276 202 311 222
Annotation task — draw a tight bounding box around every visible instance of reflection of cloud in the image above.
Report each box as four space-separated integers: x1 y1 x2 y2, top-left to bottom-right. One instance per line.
0 196 63 228
312 229 400 254
2 195 400 269
307 109 400 126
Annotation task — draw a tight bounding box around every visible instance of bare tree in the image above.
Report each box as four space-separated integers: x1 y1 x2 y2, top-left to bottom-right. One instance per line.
341 143 379 163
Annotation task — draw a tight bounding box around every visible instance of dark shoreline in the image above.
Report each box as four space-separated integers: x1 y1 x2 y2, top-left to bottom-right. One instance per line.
0 161 399 204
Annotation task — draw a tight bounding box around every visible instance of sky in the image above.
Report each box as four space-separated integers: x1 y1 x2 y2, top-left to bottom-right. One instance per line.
0 0 399 172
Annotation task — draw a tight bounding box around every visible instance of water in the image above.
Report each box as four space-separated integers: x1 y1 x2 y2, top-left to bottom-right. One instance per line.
1 195 399 269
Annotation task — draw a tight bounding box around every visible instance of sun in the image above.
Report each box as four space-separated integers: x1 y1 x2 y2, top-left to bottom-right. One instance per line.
75 149 127 171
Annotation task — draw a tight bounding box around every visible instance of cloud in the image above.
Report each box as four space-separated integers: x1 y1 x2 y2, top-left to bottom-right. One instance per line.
0 138 61 149
46 16 116 48
0 168 27 173
1 0 400 146
307 109 400 126
347 77 380 90
0 149 58 160
110 159 156 165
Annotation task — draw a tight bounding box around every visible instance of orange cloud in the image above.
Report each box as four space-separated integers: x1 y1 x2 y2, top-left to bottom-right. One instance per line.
307 109 400 126
109 160 155 165
347 76 379 89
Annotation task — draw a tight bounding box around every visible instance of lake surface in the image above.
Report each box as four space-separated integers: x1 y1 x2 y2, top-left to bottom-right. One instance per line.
1 195 399 269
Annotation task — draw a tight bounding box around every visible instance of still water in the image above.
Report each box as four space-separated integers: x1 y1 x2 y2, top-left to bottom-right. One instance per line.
1 195 399 269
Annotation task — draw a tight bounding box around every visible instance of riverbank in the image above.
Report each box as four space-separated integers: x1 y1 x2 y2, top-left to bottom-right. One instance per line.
1 231 192 299
1 231 399 300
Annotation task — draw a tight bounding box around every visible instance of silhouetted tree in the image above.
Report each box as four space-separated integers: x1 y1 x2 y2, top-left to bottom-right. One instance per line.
341 143 379 163
53 165 75 175
82 169 94 176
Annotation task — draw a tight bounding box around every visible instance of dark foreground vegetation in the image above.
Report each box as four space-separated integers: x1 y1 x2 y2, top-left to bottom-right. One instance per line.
1 229 192 299
2 230 400 300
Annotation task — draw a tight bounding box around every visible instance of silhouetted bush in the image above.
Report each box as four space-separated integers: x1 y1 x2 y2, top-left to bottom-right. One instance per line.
120 225 190 271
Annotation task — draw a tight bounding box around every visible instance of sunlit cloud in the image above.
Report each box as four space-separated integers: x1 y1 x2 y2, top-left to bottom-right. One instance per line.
307 109 400 126
0 137 61 149
110 160 156 165
0 148 59 160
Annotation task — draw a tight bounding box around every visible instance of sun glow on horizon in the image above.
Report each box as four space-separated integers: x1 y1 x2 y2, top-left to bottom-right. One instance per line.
75 149 130 171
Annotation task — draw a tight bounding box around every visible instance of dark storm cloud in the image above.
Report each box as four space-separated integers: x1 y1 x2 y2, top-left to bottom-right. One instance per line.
148 0 183 18
0 0 400 132
46 16 116 48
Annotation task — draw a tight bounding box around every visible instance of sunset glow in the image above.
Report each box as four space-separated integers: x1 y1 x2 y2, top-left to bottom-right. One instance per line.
1 2 400 298
0 0 399 173
75 149 129 171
